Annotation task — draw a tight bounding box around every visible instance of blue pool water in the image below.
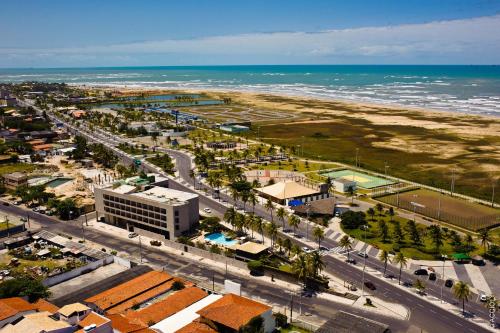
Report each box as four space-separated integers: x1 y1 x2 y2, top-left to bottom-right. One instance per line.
205 233 237 246
45 177 73 188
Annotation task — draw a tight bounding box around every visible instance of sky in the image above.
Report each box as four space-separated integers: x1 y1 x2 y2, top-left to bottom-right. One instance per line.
1 0 500 67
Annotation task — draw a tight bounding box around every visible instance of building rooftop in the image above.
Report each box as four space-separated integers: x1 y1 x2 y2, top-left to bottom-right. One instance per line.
3 172 27 180
196 293 271 331
2 311 71 333
151 293 221 333
0 297 36 320
84 271 172 312
127 287 207 327
131 186 198 204
75 311 110 333
32 299 59 314
234 241 270 255
175 319 218 333
58 303 89 317
256 180 320 200
107 313 155 333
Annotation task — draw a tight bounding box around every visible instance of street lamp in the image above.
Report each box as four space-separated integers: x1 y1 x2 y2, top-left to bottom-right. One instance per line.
360 224 368 297
305 203 311 240
441 254 448 302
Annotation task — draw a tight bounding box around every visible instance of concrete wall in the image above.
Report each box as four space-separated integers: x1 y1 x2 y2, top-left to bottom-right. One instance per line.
262 309 276 333
43 256 113 287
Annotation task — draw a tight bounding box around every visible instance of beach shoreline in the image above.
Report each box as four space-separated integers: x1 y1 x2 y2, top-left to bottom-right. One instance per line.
72 82 500 121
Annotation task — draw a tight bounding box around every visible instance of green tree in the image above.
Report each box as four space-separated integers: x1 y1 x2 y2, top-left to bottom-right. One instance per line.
293 254 309 285
266 222 278 249
427 225 444 252
313 226 325 249
406 220 421 245
379 250 390 275
308 251 325 278
55 198 79 220
340 211 366 229
453 281 471 316
478 229 492 253
387 207 395 221
264 198 275 224
378 220 389 242
276 207 287 230
240 315 264 333
224 207 237 229
339 235 353 262
0 277 50 302
367 207 375 221
393 252 408 285
288 214 301 235
283 238 292 255
392 221 404 244
375 203 384 215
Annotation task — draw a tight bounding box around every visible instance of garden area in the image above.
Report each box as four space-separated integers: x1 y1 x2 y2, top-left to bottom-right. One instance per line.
340 205 483 260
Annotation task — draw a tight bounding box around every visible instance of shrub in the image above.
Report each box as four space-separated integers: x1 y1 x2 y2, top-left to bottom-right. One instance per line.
172 280 185 291
274 313 288 328
110 250 117 255
247 260 264 272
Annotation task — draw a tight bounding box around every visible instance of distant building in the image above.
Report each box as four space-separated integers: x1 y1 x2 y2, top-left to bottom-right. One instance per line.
332 178 357 193
220 125 249 133
95 174 199 240
3 172 28 190
256 180 329 205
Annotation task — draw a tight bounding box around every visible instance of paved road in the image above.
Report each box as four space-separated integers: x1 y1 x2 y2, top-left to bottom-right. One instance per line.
0 203 410 332
24 102 496 332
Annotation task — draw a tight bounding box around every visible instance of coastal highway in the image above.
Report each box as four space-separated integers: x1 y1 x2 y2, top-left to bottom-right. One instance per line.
26 102 495 332
0 203 411 333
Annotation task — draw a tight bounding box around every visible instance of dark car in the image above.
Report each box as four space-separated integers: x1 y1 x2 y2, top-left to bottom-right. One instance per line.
429 272 436 281
2 202 9 206
345 259 357 265
364 281 376 290
414 269 428 276
403 281 413 287
445 279 454 288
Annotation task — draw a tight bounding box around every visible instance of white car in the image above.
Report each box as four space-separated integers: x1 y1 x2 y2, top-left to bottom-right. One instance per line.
203 208 212 213
479 293 488 302
357 251 368 258
302 246 312 254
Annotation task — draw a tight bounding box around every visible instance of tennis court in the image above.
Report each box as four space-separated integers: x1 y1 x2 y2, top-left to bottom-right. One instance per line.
321 169 395 189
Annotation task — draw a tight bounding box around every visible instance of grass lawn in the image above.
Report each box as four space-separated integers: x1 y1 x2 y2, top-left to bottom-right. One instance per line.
279 325 312 333
342 213 481 260
248 159 339 173
0 163 39 175
491 227 500 246
0 221 20 231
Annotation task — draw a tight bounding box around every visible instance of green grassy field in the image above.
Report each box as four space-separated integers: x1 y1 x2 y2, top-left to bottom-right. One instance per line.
0 163 39 175
376 188 500 231
248 116 500 202
341 213 480 260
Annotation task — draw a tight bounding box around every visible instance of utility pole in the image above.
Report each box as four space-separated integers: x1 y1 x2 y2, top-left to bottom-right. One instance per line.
492 182 496 208
441 254 447 303
355 148 359 168
450 169 456 197
361 225 367 297
384 161 389 177
289 293 294 324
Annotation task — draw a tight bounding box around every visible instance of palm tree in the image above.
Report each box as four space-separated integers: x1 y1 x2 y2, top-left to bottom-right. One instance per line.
312 226 325 249
283 238 292 255
293 254 309 285
388 207 395 221
291 244 302 257
253 215 264 244
339 235 353 261
478 229 492 253
246 214 255 238
375 203 384 216
453 281 471 316
248 191 258 215
308 251 325 278
427 225 444 252
288 215 301 235
276 207 287 230
265 198 275 224
393 252 408 285
276 237 283 253
266 222 278 249
367 207 375 221
230 187 240 209
379 250 390 275
224 207 237 229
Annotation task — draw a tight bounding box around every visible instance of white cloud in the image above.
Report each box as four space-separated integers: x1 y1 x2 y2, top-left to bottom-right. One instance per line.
1 15 500 66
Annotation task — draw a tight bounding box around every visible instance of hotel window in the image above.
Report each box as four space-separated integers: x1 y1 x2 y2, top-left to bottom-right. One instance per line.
175 225 179 230
104 194 109 200
131 201 137 207
161 208 166 214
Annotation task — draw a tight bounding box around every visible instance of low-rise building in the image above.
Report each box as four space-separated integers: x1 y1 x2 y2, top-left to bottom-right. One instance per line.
2 172 28 190
256 180 329 206
219 124 249 133
95 174 199 240
332 178 356 193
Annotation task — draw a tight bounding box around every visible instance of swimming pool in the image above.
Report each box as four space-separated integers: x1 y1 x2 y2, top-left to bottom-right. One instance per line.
204 233 237 246
45 177 73 188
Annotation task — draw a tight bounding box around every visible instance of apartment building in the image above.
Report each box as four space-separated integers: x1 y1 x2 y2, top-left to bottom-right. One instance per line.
94 174 199 240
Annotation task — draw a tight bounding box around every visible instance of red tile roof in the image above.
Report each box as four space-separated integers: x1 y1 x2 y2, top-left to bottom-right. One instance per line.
0 297 37 321
32 299 59 314
175 319 218 333
75 312 110 333
85 271 172 311
197 293 271 330
126 287 207 326
107 313 155 333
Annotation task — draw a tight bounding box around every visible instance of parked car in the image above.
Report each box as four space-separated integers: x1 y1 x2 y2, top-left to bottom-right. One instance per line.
429 272 436 281
403 281 413 287
203 208 212 213
302 246 313 254
364 281 376 290
128 232 139 238
319 246 330 252
384 273 395 279
357 251 368 258
19 217 27 222
2 202 9 206
150 240 162 246
444 279 454 288
13 201 21 205
414 269 428 276
479 293 488 302
345 258 357 265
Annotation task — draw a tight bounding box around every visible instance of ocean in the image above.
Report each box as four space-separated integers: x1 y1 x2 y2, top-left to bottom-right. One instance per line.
1 65 500 116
